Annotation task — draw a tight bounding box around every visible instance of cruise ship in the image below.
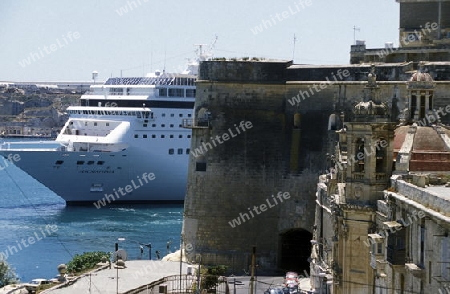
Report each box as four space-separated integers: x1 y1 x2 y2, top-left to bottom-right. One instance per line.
0 71 197 205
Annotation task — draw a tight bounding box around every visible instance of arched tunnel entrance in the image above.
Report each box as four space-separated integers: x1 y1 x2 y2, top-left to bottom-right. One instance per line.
279 229 312 274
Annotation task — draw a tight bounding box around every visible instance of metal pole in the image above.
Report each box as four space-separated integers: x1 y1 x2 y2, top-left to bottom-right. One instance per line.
180 235 183 292
250 246 256 294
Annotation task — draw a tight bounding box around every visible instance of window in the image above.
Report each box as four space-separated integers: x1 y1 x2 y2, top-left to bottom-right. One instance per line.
94 122 97 126
97 161 105 165
162 113 166 117
161 135 165 138
161 124 165 127
159 88 167 97
179 135 183 138
85 122 88 126
179 124 182 127
106 122 109 126
77 161 84 165
187 135 191 138
87 161 95 165
179 114 183 117
355 138 365 172
186 148 190 154
168 148 174 155
178 148 183 155
170 124 174 128
196 162 207 171
170 135 174 138
186 89 196 97
152 135 156 138
143 124 147 127
188 114 192 117
171 114 174 117
152 124 156 127
377 242 383 254
55 160 64 165
168 88 184 97
143 134 148 138
134 134 139 138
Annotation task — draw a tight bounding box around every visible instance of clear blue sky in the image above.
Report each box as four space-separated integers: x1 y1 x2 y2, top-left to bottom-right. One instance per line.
0 0 399 82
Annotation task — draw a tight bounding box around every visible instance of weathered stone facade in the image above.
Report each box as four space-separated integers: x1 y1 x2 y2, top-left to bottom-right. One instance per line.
182 59 450 275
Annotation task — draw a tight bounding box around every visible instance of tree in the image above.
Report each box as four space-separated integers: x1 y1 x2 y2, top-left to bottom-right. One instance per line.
0 257 18 287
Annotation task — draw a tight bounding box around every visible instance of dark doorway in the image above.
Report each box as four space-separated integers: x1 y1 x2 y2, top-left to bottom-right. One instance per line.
279 229 312 274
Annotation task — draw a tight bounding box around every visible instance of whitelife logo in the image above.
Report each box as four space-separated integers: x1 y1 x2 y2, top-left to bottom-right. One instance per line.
0 224 58 260
18 31 81 68
190 121 253 158
93 172 156 208
228 192 291 228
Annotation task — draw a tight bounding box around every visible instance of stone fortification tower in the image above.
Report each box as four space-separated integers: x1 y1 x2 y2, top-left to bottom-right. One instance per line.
182 60 319 274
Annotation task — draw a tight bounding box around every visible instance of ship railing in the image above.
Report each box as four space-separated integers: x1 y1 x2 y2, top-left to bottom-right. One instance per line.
182 118 209 129
0 141 66 151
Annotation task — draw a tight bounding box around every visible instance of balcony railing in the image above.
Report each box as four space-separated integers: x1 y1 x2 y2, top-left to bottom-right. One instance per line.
182 118 210 129
125 274 229 294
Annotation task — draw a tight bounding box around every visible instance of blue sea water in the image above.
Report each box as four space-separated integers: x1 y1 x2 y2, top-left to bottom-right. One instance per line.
0 146 184 283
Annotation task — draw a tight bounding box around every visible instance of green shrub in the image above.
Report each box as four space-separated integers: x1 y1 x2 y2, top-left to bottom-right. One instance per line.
67 251 110 274
200 265 228 292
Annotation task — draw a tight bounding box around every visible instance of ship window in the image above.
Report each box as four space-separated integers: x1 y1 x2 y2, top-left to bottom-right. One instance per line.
178 148 183 155
179 124 182 127
152 134 156 138
186 148 190 154
134 134 139 138
152 124 156 127
97 161 105 165
87 161 95 165
169 148 174 155
171 114 174 117
143 134 148 138
187 135 191 138
161 124 165 127
85 122 88 126
170 135 174 138
159 88 167 97
162 113 166 117
143 124 147 127
179 114 183 117
170 124 174 128
161 135 165 138
169 88 184 97
186 89 196 97
179 135 183 138
55 160 64 165
94 122 97 126
188 114 192 118
106 122 109 126
77 161 84 165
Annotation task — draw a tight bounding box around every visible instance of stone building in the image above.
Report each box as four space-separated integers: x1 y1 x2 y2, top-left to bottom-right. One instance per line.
350 0 450 64
182 0 450 278
311 68 450 293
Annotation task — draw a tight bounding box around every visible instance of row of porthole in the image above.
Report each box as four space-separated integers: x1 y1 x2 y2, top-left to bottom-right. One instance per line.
169 148 190 155
55 160 106 165
134 134 192 139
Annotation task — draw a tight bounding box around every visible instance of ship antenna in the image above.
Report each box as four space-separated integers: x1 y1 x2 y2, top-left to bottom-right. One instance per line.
292 34 297 62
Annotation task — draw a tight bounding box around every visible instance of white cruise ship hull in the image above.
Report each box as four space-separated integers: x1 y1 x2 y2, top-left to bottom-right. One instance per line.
0 145 188 204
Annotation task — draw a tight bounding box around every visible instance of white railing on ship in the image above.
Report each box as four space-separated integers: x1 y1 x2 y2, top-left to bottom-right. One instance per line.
0 141 66 151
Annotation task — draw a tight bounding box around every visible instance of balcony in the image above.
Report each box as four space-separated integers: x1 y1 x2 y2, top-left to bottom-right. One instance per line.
182 118 210 129
386 247 406 265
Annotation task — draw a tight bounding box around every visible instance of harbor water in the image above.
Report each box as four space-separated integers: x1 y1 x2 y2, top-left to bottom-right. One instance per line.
0 142 184 282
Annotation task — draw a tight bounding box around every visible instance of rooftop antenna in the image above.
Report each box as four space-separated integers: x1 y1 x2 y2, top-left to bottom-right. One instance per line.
353 25 360 45
292 34 297 62
163 48 167 74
